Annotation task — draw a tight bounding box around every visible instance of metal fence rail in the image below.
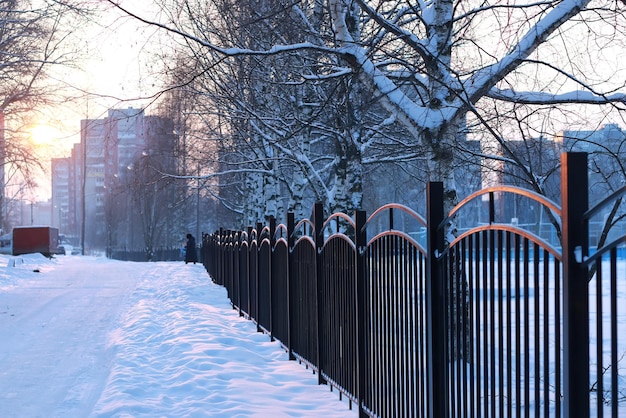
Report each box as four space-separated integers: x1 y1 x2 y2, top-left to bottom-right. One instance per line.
110 246 183 262
201 152 625 418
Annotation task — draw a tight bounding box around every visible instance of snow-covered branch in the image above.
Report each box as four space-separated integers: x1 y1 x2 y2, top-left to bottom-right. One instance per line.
466 0 592 104
340 43 445 135
352 0 431 63
488 88 626 105
105 0 336 57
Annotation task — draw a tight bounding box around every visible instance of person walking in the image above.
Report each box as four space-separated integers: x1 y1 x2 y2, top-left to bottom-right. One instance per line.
184 233 198 264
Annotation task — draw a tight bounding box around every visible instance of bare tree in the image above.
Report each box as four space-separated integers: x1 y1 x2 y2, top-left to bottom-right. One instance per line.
0 0 89 231
145 0 418 224
106 0 626 231
116 147 176 260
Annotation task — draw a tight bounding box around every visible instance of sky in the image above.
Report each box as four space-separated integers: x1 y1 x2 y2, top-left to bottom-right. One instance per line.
30 2 164 201
28 0 626 203
0 254 357 417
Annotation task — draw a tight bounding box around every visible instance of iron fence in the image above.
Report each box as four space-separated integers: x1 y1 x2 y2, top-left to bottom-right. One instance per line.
201 152 625 418
110 246 184 262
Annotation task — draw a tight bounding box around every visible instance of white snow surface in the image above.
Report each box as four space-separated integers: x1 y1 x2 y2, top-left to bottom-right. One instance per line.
0 254 356 417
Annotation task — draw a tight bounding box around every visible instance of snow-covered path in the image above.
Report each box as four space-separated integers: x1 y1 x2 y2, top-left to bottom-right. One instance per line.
0 256 144 417
0 255 355 417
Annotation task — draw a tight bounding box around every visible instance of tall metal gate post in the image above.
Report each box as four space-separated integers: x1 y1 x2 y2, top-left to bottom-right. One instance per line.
219 228 224 286
269 216 276 341
256 222 263 333
287 212 295 361
426 181 448 417
354 210 368 417
561 152 590 417
313 202 327 385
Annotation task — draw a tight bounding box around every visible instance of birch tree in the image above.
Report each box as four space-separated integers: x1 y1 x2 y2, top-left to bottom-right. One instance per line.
108 0 626 226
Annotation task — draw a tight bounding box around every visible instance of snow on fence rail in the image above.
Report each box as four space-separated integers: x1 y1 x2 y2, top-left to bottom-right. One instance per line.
201 152 625 418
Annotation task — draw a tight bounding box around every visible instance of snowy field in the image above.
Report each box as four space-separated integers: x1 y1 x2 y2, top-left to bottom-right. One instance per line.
0 254 356 417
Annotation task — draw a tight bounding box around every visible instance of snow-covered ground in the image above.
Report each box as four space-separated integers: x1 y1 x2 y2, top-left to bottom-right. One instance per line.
0 254 356 417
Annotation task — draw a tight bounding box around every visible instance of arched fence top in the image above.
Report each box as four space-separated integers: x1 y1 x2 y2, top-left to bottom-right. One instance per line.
292 218 315 240
445 223 562 260
365 203 427 232
368 230 427 256
257 225 272 246
325 232 357 252
260 225 270 235
275 223 288 241
446 185 562 223
322 212 355 234
584 234 626 266
221 230 238 246
584 184 626 221
293 235 315 250
246 225 265 243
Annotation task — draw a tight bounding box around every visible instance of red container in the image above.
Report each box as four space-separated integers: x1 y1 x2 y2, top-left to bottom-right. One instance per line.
12 226 60 257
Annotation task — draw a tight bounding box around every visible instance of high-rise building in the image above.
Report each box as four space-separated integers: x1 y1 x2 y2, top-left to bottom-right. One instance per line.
51 107 178 253
51 157 70 232
477 123 626 244
80 116 108 249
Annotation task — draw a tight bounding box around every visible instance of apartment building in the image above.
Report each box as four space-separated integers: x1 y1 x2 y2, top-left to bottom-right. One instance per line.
51 108 178 252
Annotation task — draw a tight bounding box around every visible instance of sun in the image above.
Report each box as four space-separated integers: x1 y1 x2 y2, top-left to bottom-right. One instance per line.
30 124 60 146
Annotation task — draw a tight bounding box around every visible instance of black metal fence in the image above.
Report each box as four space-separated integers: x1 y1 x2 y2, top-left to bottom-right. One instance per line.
110 247 184 262
201 152 625 418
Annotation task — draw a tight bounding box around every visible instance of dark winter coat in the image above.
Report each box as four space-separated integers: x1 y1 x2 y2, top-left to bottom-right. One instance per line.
185 234 198 263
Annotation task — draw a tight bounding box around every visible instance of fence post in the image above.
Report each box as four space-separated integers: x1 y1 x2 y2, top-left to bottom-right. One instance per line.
217 227 226 286
561 152 589 418
355 210 368 417
227 229 234 301
256 222 263 333
426 181 447 417
287 212 295 361
314 202 327 385
269 216 276 341
236 230 242 316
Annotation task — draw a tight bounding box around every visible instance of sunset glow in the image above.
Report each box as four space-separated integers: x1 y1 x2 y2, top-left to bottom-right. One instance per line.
30 124 60 146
